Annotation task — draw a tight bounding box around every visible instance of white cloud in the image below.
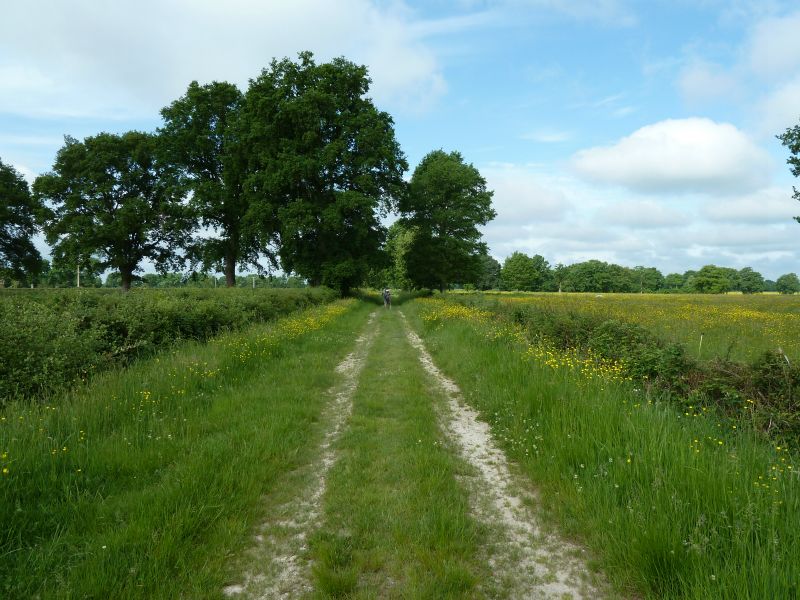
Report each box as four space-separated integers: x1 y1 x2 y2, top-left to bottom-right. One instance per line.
0 0 452 119
481 164 573 224
452 0 636 26
678 61 740 105
672 10 800 137
702 187 799 223
746 12 800 80
755 77 800 136
520 130 572 143
571 118 773 194
521 0 636 26
597 200 689 228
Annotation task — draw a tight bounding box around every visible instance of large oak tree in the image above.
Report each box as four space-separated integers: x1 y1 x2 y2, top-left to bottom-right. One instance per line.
159 81 258 286
35 133 191 291
240 52 407 294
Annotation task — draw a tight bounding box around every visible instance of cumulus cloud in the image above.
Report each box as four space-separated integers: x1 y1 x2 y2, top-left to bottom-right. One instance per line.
755 77 800 136
0 0 454 119
673 10 800 136
702 187 799 223
481 164 573 224
571 118 773 194
597 200 689 228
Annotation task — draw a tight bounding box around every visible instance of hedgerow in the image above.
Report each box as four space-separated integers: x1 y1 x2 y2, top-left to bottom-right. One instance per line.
0 287 337 403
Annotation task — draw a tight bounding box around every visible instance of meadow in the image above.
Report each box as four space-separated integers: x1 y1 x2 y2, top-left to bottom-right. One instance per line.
471 291 800 362
0 298 366 597
450 291 800 444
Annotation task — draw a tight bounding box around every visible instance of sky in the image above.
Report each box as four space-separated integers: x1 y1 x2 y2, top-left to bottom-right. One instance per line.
1 0 799 279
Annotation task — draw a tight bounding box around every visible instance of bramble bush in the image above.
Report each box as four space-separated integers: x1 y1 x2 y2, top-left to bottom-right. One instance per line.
0 287 337 403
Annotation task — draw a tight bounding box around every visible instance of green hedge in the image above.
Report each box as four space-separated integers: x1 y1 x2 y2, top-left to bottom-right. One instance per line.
0 287 337 402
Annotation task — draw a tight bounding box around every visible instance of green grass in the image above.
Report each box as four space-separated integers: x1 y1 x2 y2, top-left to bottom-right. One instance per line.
405 298 800 599
0 300 367 599
309 308 489 598
467 291 800 362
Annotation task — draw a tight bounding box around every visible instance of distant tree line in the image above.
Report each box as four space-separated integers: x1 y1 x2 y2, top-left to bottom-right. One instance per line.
0 52 494 294
455 253 799 294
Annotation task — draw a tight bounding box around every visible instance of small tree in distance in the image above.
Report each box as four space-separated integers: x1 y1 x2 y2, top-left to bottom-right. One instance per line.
401 150 496 291
776 273 800 294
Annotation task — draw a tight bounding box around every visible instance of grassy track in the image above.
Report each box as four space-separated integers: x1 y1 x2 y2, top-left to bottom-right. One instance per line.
0 300 370 599
5 294 797 598
309 308 489 598
404 299 799 599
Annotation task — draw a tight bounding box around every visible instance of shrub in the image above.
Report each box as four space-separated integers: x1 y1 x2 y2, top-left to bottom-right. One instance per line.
0 287 337 403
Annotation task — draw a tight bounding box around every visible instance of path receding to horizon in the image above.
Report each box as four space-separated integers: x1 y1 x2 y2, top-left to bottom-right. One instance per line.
223 307 610 599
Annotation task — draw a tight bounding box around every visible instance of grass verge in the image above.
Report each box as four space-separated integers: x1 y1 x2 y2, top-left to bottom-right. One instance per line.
404 298 799 599
0 299 368 599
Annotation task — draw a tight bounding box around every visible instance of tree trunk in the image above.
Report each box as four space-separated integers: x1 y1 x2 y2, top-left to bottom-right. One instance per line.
225 252 236 287
121 267 133 292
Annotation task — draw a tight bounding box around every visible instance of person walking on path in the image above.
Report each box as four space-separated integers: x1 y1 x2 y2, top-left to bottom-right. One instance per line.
382 288 391 309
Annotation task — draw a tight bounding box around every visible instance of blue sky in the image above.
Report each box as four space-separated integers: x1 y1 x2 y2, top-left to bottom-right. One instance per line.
1 0 799 278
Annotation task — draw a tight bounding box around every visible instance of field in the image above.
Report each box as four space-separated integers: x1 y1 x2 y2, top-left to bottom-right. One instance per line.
471 291 800 362
1 290 799 598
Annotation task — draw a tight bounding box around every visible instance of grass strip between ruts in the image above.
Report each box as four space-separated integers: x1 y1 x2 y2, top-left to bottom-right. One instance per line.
309 308 490 598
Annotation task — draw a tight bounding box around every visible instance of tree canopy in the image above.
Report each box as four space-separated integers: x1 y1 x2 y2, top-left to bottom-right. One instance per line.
34 133 192 291
239 52 407 294
0 158 42 283
776 273 800 294
500 252 549 291
476 254 501 290
400 150 495 290
159 80 254 286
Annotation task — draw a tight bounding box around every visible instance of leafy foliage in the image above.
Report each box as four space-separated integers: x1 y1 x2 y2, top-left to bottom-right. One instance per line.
776 272 800 294
500 252 549 291
400 150 496 290
239 52 407 294
159 81 257 286
476 254 501 290
0 158 42 283
34 133 193 290
0 287 335 402
777 123 800 224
